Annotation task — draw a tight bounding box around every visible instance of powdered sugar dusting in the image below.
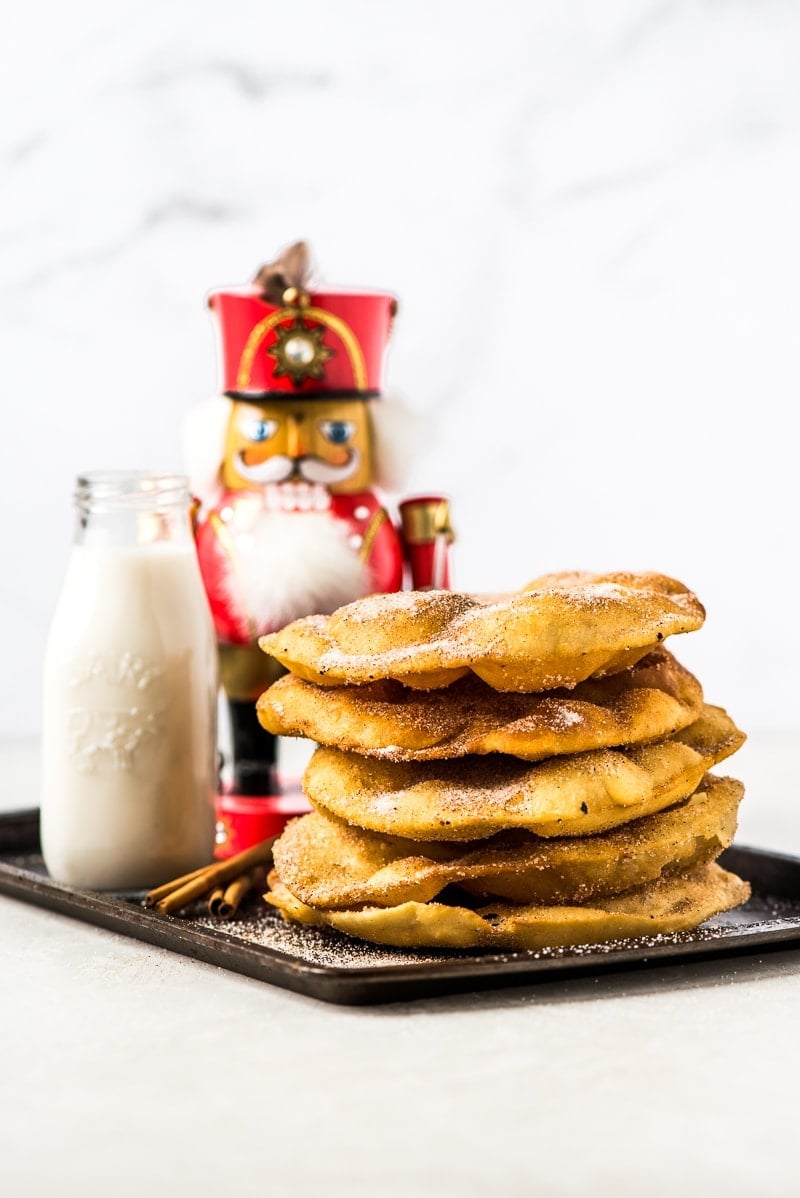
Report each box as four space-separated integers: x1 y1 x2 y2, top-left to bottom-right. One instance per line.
4 852 797 988
261 650 704 763
192 904 452 968
185 886 800 969
267 572 705 690
549 707 583 729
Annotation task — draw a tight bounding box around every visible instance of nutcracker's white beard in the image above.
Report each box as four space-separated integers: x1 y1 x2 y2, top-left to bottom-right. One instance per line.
224 508 369 635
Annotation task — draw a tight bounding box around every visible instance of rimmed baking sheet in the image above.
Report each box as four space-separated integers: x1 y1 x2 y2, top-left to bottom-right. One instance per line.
2 809 800 1005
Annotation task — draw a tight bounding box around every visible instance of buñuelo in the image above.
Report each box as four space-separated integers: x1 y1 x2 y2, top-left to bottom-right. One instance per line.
266 862 750 952
259 647 704 762
302 705 744 842
273 774 743 909
259 571 706 692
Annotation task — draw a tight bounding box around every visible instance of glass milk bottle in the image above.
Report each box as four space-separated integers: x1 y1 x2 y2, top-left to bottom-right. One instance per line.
41 473 217 889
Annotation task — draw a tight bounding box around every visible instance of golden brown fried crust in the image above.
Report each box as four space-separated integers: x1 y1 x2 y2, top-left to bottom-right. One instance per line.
260 569 751 952
271 775 744 909
265 862 751 951
301 705 745 842
258 572 706 692
258 648 704 762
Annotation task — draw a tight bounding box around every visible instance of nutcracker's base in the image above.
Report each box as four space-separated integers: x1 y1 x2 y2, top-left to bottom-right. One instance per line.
213 780 312 859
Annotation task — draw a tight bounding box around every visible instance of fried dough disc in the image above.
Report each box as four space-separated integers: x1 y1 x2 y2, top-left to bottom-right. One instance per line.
259 571 705 692
258 648 704 762
303 705 744 841
273 774 743 908
265 863 751 951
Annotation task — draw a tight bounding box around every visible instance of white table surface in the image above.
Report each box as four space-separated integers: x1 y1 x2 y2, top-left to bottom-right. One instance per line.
2 731 799 1198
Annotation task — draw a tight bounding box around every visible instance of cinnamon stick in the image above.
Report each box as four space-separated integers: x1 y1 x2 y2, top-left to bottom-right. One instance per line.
217 869 261 920
154 838 276 916
207 887 226 916
142 864 214 908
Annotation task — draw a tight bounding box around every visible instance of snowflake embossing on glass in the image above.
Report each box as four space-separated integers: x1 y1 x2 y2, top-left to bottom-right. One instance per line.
64 650 165 774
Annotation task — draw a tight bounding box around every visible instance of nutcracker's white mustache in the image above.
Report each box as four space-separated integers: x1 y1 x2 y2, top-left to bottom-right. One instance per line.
300 450 361 484
235 450 360 485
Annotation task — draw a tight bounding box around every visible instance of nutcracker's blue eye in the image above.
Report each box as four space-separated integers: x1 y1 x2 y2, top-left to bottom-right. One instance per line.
319 420 355 445
241 417 278 443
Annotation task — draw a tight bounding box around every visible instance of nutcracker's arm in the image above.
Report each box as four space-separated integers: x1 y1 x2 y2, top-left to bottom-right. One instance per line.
398 496 455 590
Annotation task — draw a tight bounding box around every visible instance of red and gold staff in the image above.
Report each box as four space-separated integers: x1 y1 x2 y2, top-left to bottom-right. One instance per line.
184 242 454 852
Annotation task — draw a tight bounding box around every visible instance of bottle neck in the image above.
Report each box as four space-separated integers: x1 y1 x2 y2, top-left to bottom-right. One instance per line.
74 473 194 549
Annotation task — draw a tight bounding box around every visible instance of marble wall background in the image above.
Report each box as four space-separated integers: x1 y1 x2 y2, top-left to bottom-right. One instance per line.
2 0 799 734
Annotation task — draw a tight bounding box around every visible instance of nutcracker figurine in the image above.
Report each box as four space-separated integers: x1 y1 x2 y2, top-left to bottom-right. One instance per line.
184 242 454 853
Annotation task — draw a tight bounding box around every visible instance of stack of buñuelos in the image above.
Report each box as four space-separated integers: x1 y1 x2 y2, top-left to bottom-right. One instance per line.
257 571 750 951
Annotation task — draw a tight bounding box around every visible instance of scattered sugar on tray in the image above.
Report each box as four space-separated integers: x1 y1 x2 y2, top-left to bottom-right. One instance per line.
8 852 796 969
187 903 789 968
192 905 463 968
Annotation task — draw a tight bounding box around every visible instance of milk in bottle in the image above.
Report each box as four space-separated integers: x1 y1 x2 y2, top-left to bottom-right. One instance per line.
41 473 217 889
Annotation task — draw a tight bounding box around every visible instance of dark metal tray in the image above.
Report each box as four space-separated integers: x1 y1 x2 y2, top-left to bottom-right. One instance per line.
3 808 800 1005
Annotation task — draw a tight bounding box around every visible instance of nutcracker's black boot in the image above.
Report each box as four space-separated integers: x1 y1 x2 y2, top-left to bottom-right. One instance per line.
227 698 279 796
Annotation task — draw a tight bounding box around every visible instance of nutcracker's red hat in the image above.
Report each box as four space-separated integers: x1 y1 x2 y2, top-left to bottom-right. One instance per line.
208 242 397 401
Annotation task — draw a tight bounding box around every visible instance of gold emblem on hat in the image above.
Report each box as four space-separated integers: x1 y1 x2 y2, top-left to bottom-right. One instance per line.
267 318 334 386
